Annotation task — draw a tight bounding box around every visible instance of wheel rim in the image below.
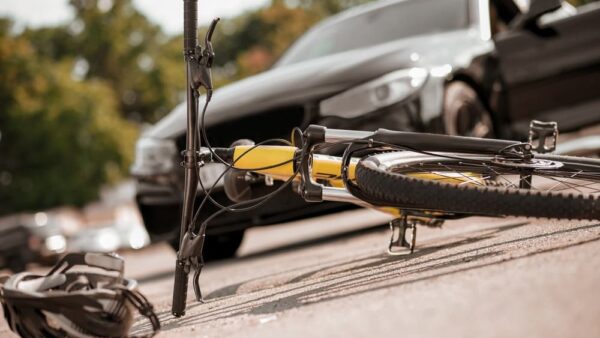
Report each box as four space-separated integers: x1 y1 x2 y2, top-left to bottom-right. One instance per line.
388 156 600 196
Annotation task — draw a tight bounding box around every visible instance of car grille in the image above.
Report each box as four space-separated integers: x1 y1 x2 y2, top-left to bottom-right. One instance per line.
176 105 307 151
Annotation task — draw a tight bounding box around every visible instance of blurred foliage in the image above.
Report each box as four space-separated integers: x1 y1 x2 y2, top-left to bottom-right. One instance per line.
24 0 184 122
0 18 137 214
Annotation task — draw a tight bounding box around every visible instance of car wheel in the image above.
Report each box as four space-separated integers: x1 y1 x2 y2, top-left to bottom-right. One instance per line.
169 229 245 261
443 82 494 137
7 256 27 273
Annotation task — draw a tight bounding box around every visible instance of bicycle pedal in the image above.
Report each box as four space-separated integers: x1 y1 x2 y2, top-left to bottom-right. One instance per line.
528 120 558 154
388 216 417 256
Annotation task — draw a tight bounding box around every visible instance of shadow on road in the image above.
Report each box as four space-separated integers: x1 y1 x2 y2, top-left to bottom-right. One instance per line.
132 221 600 334
239 223 389 261
136 222 388 285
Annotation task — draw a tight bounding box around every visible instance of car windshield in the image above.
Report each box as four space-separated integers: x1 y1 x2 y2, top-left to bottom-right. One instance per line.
276 0 471 67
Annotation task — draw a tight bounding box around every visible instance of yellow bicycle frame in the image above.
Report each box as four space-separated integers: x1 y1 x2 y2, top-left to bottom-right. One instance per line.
231 145 475 190
232 145 356 183
230 145 482 219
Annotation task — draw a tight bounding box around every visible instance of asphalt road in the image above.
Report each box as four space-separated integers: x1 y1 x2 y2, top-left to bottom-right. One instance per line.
2 209 600 338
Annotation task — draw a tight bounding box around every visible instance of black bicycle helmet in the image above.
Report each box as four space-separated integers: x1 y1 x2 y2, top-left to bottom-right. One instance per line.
0 252 160 338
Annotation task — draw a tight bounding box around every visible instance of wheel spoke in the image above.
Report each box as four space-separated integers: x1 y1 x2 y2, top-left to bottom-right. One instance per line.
534 174 600 194
438 162 486 186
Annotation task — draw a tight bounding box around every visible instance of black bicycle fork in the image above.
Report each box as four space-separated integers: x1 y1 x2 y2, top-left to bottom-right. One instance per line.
172 0 219 317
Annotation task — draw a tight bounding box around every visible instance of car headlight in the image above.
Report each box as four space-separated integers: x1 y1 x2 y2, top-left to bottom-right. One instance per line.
44 235 66 253
320 67 428 119
130 137 177 177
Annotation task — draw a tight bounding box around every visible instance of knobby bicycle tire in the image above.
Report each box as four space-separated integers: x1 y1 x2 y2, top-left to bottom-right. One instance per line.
355 152 600 220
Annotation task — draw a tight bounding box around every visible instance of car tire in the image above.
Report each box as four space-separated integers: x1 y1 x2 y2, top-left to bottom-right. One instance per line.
443 81 494 137
7 256 27 273
169 229 245 261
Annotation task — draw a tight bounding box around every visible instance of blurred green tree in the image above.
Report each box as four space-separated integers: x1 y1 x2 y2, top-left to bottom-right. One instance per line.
0 18 137 214
25 0 185 123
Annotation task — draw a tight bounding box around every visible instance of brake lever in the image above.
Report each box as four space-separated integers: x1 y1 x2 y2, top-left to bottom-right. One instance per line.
178 230 206 302
191 18 220 101
192 258 204 302
204 18 219 67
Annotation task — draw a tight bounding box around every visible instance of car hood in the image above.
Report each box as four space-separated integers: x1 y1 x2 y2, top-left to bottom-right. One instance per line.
146 29 485 139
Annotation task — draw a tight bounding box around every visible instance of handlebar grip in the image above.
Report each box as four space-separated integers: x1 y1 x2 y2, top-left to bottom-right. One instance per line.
171 259 189 317
183 0 198 53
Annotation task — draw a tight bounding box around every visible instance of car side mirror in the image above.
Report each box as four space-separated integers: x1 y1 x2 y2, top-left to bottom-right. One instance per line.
511 0 562 30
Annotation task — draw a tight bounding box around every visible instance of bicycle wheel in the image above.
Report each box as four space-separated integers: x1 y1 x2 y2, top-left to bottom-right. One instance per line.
355 151 600 220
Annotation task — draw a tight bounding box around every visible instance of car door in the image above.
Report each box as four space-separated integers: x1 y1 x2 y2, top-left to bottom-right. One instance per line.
494 2 600 134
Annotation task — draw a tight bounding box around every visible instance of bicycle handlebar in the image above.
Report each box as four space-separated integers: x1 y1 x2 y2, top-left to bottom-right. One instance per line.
173 0 198 319
183 0 198 53
171 259 189 317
